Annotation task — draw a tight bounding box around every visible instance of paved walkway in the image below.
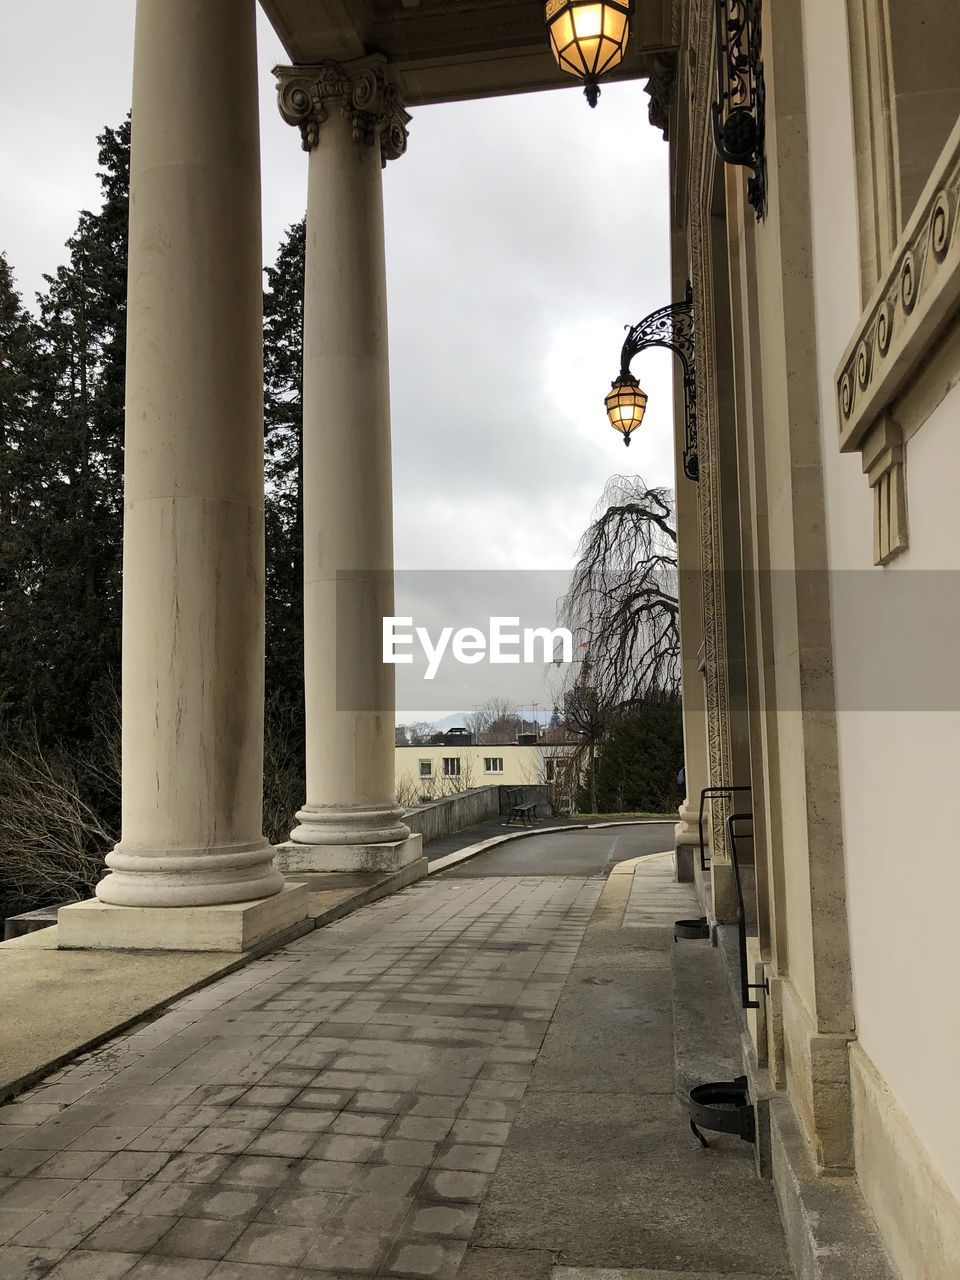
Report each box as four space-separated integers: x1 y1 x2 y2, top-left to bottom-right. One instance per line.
436 824 675 878
0 845 792 1280
422 819 673 869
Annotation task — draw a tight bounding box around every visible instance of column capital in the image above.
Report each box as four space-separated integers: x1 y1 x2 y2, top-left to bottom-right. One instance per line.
274 59 410 165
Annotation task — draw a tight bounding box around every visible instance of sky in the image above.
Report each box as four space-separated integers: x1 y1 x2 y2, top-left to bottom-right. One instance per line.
0 3 674 721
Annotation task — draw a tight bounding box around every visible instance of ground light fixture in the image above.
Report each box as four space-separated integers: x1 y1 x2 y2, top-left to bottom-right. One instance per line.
544 0 633 107
605 283 699 480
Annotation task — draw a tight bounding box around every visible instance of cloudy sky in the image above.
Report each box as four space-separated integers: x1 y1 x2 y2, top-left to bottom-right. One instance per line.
0 3 673 719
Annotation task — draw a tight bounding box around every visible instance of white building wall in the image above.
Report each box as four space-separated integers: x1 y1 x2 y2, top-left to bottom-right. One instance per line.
395 744 565 794
802 0 960 1216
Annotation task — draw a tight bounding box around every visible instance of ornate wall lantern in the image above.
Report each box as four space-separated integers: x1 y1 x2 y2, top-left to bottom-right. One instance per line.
605 283 699 480
544 0 633 107
712 0 767 218
605 374 648 445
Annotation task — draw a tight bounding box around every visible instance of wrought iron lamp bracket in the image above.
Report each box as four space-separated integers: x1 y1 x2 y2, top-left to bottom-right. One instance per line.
712 0 767 219
619 282 699 481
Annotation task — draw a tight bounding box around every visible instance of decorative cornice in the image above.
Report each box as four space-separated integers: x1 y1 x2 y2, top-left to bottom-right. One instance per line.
644 52 678 141
836 114 960 454
275 60 410 166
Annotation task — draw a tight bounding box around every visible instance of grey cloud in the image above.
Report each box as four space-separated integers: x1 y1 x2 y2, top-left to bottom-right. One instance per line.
1 1 675 634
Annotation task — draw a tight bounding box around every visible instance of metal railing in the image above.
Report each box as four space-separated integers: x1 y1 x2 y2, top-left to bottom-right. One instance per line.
726 810 768 1010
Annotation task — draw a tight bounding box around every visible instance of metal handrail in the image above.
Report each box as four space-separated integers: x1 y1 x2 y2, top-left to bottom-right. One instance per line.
726 811 768 1010
698 785 751 870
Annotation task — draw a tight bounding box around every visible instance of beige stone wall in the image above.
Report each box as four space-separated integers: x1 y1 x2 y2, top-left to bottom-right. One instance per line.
724 0 856 1135
802 0 960 1247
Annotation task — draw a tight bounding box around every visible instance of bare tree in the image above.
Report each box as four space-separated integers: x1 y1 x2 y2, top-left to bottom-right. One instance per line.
463 708 489 744
405 721 436 747
0 721 117 907
262 693 305 845
561 475 679 709
482 698 521 743
556 476 680 811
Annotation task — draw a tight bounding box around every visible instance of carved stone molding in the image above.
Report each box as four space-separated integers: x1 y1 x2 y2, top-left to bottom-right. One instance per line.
862 415 907 564
645 52 678 140
688 0 736 871
837 120 960 448
836 114 960 562
275 60 410 165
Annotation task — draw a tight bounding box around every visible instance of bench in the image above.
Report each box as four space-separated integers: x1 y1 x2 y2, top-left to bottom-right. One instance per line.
506 788 538 827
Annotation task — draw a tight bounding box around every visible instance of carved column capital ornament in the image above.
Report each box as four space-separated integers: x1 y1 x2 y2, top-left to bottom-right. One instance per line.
275 60 410 165
644 52 678 141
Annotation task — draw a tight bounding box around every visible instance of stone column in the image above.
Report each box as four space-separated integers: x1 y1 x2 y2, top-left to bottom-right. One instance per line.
274 61 423 876
673 466 709 887
59 0 308 950
669 237 710 888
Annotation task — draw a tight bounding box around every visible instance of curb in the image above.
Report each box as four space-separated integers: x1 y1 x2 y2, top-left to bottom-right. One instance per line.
428 817 676 874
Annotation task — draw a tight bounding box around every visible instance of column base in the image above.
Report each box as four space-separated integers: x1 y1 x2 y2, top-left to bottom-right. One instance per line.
275 832 423 874
57 882 310 953
674 841 696 882
96 839 283 907
675 801 701 884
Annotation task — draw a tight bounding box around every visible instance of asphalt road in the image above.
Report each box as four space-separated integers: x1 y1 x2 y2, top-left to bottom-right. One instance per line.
441 822 675 878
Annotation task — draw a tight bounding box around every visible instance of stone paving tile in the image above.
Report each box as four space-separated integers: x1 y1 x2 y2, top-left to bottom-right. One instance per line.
188 1186 274 1222
420 1170 493 1203
153 1154 233 1185
0 1244 69 1278
83 1210 178 1253
382 1237 468 1279
45 1249 142 1278
208 1265 300 1280
153 1216 246 1260
126 1258 218 1278
0 1207 42 1245
2 876 602 1277
403 1202 481 1240
224 1222 321 1266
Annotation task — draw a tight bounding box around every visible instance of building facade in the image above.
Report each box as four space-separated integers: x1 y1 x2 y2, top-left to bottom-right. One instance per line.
667 2 960 1275
49 2 960 1276
395 743 578 802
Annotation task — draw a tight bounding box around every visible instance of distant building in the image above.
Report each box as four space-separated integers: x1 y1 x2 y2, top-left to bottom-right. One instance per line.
395 742 579 807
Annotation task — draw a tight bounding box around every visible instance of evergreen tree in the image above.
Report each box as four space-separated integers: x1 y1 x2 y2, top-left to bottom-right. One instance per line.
261 219 307 841
589 702 684 814
0 136 312 899
0 253 37 723
0 120 129 746
263 219 305 715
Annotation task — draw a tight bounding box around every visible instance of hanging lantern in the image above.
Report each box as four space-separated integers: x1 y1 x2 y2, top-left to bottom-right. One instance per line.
545 0 633 107
605 373 647 446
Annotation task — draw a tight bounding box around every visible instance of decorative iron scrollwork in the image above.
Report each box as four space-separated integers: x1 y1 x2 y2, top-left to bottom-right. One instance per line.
712 0 766 219
619 282 699 481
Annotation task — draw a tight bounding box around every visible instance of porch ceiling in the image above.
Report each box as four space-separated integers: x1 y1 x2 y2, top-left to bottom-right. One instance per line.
259 0 676 105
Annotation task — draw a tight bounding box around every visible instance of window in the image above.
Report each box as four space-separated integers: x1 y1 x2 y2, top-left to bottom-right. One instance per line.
484 757 503 774
442 757 460 777
419 760 433 779
545 758 557 783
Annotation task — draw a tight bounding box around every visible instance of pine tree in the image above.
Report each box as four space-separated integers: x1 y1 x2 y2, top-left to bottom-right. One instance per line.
0 253 37 723
0 121 130 746
261 219 307 840
591 702 684 814
263 219 305 714
1 140 311 882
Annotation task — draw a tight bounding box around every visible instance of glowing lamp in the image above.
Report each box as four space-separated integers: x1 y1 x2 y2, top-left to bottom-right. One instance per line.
544 0 633 107
605 373 647 446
